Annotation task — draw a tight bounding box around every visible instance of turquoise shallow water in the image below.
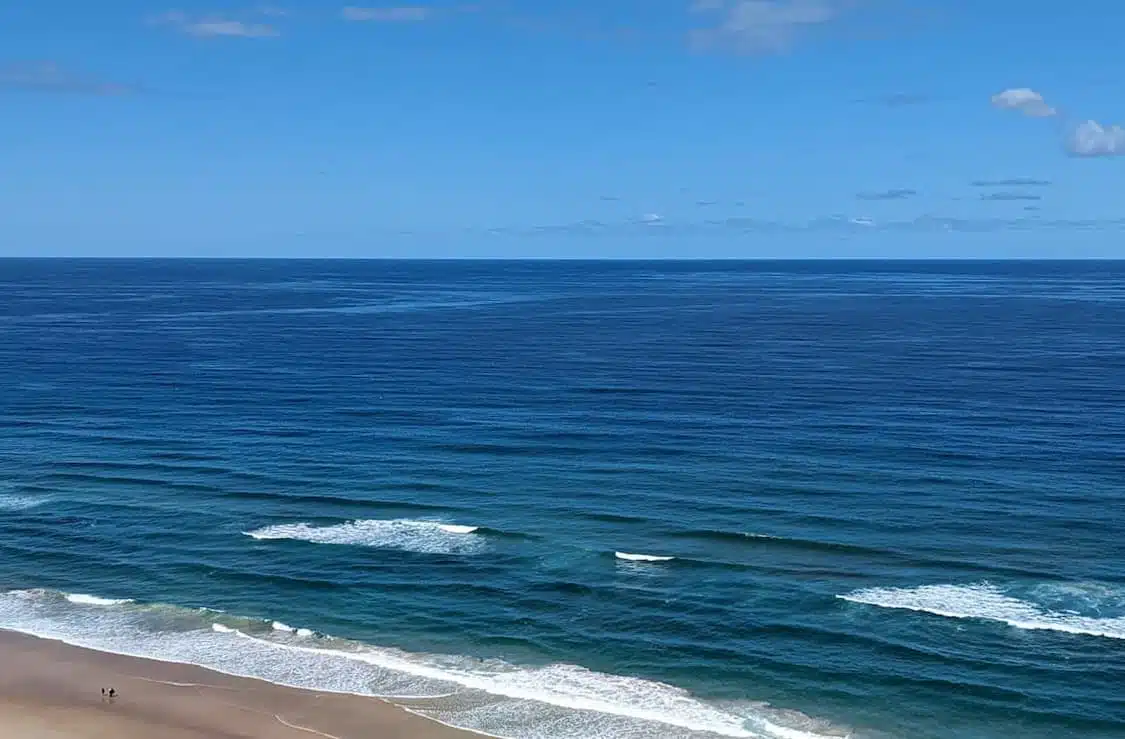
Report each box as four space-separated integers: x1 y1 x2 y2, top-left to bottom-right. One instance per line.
0 259 1122 738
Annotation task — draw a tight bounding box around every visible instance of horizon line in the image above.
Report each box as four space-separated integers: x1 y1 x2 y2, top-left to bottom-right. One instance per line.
2 257 1123 263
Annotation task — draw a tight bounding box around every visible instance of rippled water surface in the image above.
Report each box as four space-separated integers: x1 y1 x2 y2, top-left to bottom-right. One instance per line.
0 260 1123 738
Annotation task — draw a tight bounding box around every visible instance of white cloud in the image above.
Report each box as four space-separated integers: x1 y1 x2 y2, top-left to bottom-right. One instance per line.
989 88 1125 158
690 0 839 53
990 88 1056 117
154 11 281 37
190 20 280 36
1067 120 1125 157
0 62 133 95
342 6 433 22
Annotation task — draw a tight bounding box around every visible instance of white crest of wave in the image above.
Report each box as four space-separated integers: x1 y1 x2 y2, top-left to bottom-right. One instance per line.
64 594 133 607
0 494 49 512
244 519 483 555
0 588 845 739
615 551 675 562
839 583 1125 640
437 524 479 534
270 622 315 637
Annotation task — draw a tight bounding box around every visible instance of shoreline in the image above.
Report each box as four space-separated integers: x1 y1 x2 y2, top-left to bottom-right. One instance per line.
0 628 482 739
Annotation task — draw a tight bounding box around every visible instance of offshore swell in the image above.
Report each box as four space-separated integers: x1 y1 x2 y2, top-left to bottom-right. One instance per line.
1 260 1123 739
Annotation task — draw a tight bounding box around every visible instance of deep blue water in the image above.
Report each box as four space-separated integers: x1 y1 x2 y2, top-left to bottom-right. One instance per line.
0 259 1122 739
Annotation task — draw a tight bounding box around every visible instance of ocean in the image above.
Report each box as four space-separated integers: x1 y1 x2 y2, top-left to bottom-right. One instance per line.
0 259 1122 739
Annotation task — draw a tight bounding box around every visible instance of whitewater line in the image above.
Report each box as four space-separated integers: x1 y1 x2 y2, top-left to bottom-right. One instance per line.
130 675 241 691
275 714 345 739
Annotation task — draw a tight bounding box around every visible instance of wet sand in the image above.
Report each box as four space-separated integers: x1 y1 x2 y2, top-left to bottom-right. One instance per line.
0 629 480 738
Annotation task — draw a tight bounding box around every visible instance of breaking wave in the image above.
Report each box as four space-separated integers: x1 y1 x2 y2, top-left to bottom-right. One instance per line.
0 588 849 739
64 593 133 607
839 582 1125 641
243 519 485 555
615 552 676 563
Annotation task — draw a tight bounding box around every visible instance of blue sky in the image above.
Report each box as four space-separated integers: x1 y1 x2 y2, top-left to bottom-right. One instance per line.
1 0 1122 258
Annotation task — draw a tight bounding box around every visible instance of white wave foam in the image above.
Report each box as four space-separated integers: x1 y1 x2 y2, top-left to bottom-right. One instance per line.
0 588 846 739
267 620 316 637
615 552 675 563
840 583 1125 640
1027 581 1125 613
64 594 132 607
0 494 48 512
224 630 820 738
743 706 852 739
244 519 484 555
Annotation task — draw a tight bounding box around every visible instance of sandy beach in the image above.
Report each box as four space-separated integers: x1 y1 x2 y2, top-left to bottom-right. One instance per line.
0 629 479 739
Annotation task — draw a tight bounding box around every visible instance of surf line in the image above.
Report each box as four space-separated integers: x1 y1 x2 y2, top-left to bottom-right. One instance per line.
275 714 345 739
131 678 347 739
129 675 240 692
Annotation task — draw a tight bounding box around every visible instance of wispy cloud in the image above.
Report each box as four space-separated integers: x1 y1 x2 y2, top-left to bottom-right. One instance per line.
501 212 1125 238
856 188 917 201
342 6 434 22
0 62 134 95
991 88 1055 118
868 92 931 107
154 10 281 37
688 0 843 53
530 219 610 235
1067 120 1125 157
970 178 1051 187
980 192 1042 202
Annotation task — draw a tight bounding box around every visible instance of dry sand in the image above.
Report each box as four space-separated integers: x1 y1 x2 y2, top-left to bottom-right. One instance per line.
0 629 481 738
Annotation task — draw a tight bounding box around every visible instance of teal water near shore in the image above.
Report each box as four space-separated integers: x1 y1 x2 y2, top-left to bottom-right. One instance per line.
0 260 1122 738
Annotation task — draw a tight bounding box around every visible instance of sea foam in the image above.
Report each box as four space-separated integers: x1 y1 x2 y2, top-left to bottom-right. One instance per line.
839 582 1125 641
244 519 484 555
0 494 49 512
0 588 847 739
